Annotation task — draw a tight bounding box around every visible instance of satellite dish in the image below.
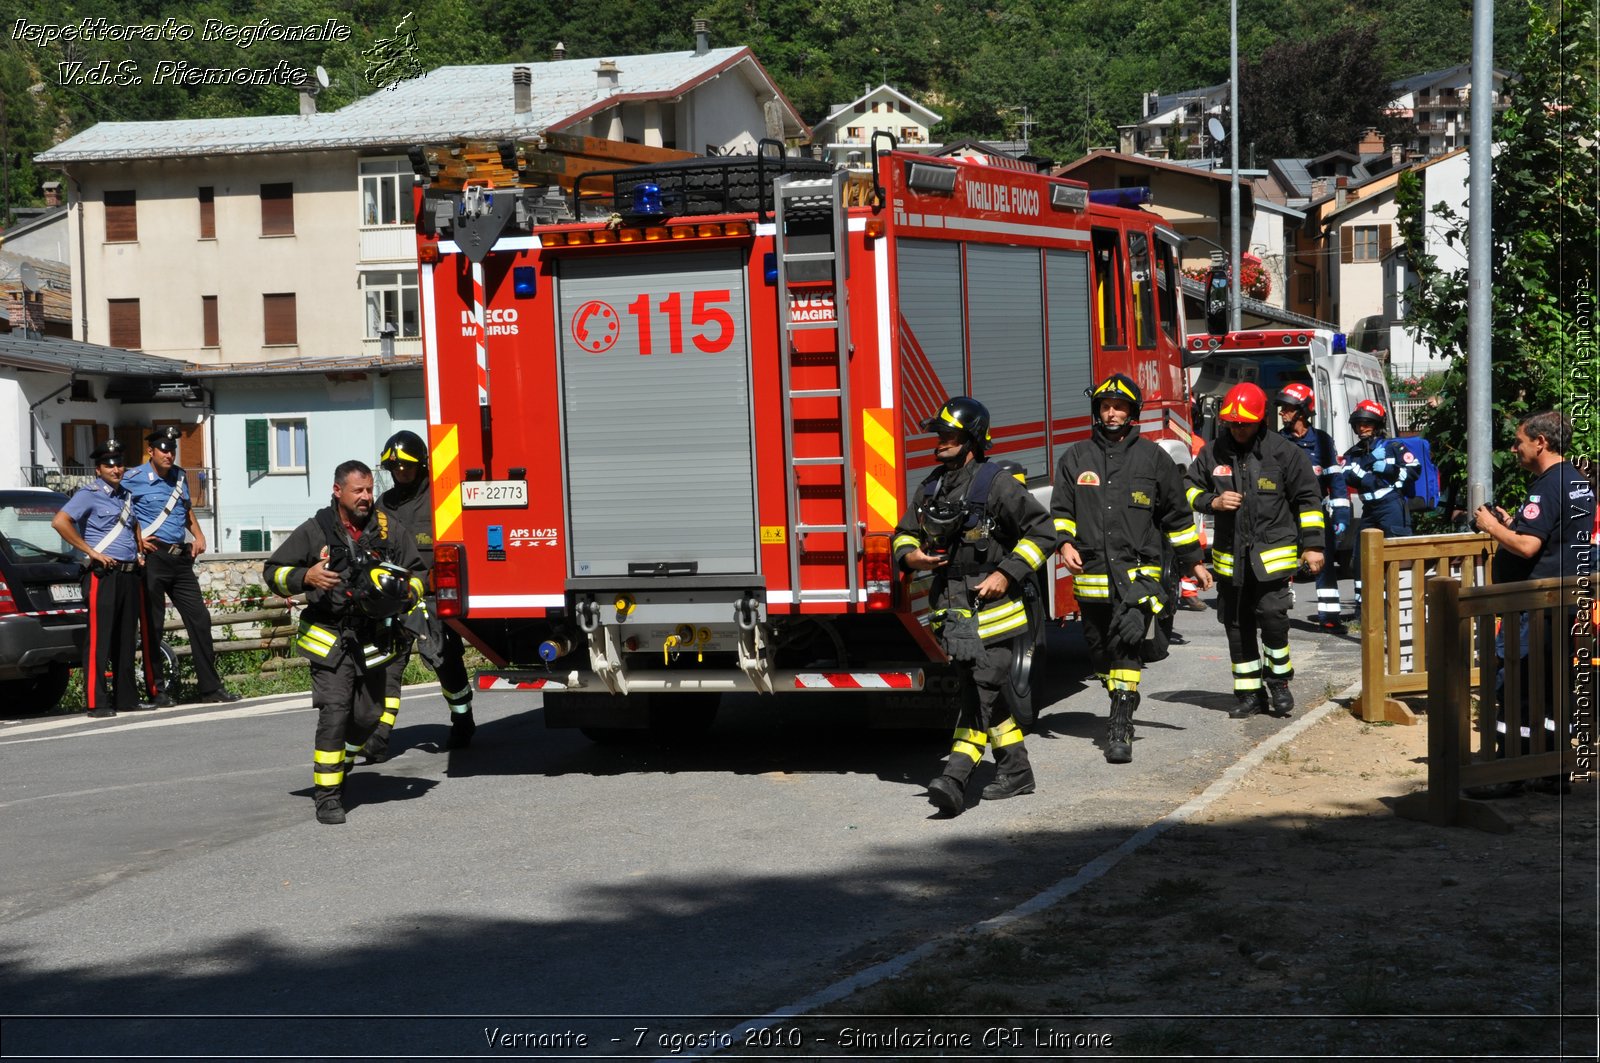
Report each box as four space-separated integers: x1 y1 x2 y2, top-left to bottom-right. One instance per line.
19 263 43 294
1207 117 1227 144
315 65 330 90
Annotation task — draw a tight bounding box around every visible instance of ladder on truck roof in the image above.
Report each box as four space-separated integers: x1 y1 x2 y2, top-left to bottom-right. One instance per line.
774 170 860 605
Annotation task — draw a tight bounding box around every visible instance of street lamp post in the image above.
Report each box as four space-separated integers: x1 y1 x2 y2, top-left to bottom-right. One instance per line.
1229 0 1242 331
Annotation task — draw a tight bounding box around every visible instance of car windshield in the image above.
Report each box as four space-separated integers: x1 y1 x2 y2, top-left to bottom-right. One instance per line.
0 494 79 563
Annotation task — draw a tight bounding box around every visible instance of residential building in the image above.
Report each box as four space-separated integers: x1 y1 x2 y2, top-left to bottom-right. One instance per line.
1387 150 1471 375
1121 68 1508 164
809 84 942 171
32 35 805 547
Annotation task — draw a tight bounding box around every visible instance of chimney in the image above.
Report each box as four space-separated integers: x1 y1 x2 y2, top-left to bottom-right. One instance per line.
552 41 565 61
1335 175 1349 209
42 181 60 207
513 66 531 114
1357 126 1384 154
694 18 710 56
7 290 44 338
299 86 317 116
1391 144 1404 166
1311 176 1332 200
596 60 619 93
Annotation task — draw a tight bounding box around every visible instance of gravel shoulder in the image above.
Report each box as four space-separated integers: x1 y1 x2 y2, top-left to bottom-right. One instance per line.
739 702 1599 1060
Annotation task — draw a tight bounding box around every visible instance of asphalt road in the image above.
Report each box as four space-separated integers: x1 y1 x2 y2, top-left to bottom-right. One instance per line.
0 580 1363 1059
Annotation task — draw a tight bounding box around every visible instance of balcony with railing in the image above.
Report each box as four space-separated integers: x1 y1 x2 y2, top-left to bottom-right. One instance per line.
25 466 216 510
358 225 415 263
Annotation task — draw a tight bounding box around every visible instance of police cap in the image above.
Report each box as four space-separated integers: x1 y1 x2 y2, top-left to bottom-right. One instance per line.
89 440 125 465
146 425 182 450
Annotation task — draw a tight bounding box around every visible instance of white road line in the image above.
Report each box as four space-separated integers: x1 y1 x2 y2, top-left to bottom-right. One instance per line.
691 680 1364 1059
0 765 292 810
0 687 443 744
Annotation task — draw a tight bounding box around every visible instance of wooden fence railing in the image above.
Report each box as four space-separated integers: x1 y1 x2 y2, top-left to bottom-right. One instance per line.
1394 575 1593 833
1358 529 1497 723
159 600 307 675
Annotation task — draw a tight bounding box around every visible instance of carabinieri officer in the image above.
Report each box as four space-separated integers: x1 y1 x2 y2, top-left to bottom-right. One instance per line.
125 425 238 705
51 440 152 718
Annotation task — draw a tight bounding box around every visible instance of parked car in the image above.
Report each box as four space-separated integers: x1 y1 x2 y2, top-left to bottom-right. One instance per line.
0 489 88 712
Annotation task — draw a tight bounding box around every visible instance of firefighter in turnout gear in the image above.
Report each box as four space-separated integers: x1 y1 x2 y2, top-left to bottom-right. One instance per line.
893 397 1055 815
263 460 424 824
1185 383 1325 719
1052 374 1212 763
1276 383 1348 631
1334 399 1415 605
359 430 476 762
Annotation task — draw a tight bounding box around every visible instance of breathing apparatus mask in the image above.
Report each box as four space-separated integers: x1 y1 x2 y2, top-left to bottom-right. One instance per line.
916 498 967 557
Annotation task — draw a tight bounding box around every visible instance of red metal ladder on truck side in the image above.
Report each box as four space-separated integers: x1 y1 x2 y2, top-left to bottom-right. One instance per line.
774 171 860 605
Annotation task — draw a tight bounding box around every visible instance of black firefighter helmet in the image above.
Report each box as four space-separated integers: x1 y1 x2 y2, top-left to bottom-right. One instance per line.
922 396 992 458
380 429 428 470
358 560 419 619
1088 373 1142 436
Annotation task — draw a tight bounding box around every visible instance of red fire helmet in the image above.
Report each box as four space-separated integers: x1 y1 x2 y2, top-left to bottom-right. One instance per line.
1276 381 1316 417
1218 382 1269 424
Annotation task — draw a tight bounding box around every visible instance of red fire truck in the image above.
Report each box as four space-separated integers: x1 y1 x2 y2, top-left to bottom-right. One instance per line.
414 144 1194 736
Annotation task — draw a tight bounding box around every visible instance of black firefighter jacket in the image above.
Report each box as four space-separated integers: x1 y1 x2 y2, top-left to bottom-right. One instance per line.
892 458 1055 646
1185 428 1324 582
1050 428 1203 605
263 506 424 668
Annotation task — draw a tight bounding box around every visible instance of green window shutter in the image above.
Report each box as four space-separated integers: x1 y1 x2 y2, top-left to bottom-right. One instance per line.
240 529 264 551
245 419 268 476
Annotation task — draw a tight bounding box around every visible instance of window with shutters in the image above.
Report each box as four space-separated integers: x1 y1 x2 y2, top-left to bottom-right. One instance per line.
270 418 308 473
1343 224 1390 264
108 298 141 349
245 418 269 477
238 529 270 552
263 293 297 345
202 296 219 347
104 190 137 242
198 187 215 239
260 182 294 236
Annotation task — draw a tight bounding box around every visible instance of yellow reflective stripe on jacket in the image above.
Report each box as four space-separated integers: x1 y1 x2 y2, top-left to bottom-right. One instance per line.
1211 551 1235 577
1074 573 1112 599
892 533 921 553
296 621 337 658
977 598 1028 640
271 565 295 596
1129 564 1162 580
1185 485 1204 507
1011 538 1046 569
1054 516 1077 536
1299 509 1326 529
363 642 398 668
1260 544 1300 573
1167 521 1200 546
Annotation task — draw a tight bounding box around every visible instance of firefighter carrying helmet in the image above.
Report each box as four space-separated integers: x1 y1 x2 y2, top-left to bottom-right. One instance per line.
923 396 991 457
380 430 427 469
1088 373 1143 435
1218 382 1269 424
1276 382 1316 419
358 560 420 619
1349 399 1388 431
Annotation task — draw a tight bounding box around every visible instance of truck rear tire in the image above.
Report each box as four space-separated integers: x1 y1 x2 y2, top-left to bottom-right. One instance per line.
1 664 72 715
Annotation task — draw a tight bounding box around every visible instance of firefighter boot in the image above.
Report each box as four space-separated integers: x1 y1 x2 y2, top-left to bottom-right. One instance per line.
926 774 966 816
360 729 390 764
1105 690 1138 764
314 788 346 825
981 769 1037 800
1266 680 1295 717
447 706 476 750
1229 689 1265 719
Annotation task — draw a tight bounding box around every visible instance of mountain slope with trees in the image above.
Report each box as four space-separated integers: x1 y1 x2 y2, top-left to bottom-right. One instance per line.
1 0 1525 223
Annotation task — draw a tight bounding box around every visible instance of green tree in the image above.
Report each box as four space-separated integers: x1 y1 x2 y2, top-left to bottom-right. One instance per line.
1238 24 1403 158
1400 0 1598 500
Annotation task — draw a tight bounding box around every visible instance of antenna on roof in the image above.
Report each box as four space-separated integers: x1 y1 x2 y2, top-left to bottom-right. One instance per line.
20 263 43 293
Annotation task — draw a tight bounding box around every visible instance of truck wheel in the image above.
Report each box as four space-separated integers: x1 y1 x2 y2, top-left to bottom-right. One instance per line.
0 665 72 715
1002 584 1047 729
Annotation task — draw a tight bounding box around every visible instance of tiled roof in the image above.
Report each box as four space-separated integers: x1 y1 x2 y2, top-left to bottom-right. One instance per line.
0 333 193 377
38 47 805 163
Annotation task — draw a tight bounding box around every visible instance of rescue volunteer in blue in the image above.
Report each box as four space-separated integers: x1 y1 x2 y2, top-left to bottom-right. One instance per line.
1185 382 1326 719
126 425 239 706
1471 411 1596 792
892 397 1054 815
360 430 476 762
1276 383 1349 631
263 460 424 824
51 440 153 719
1334 399 1415 605
1052 374 1212 764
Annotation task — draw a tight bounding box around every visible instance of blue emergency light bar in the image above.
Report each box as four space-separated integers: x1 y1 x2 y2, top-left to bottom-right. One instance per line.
1089 187 1152 208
